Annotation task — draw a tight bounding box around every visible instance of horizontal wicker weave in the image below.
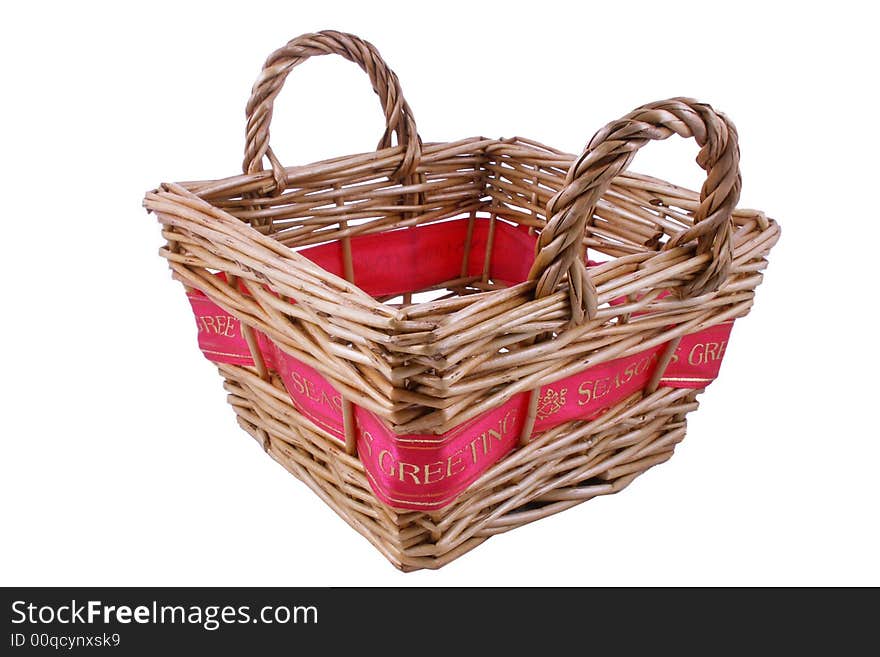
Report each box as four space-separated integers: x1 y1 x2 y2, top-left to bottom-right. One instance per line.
144 31 780 570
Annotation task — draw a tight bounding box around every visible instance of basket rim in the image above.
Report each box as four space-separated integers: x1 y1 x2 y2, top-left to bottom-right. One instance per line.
146 135 777 329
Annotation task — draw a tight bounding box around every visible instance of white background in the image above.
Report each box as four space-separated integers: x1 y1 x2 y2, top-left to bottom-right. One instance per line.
2 1 877 586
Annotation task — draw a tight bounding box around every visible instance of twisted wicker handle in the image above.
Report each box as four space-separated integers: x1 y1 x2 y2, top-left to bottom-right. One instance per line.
243 30 421 189
529 98 741 325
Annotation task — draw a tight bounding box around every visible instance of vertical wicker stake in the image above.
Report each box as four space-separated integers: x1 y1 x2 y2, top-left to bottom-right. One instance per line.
460 210 477 280
342 399 357 456
334 184 356 283
241 322 270 381
334 184 359 455
519 165 544 445
519 389 541 446
529 165 539 236
481 169 499 285
399 172 425 306
226 274 270 381
645 336 682 395
482 217 497 284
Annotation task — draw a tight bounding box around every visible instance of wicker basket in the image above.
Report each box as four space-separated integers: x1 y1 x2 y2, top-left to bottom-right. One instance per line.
144 30 780 571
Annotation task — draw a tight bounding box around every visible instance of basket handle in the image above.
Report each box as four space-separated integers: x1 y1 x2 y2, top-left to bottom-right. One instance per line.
528 97 741 325
243 30 422 190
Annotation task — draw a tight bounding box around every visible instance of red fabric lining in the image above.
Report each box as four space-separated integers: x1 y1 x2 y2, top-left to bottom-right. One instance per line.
297 218 537 297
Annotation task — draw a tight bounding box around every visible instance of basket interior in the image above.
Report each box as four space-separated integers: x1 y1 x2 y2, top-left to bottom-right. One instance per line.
285 215 537 305
194 138 706 313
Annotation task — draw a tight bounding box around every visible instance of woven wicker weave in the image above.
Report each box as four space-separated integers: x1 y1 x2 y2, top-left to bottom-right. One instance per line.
144 30 780 570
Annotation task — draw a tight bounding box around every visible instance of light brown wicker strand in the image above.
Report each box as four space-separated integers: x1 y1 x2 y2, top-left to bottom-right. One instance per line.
645 335 683 395
227 274 270 382
459 210 477 279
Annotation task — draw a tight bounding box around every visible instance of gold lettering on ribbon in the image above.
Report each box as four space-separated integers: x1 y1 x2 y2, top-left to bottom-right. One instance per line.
687 340 728 366
446 452 466 478
196 315 238 338
360 429 374 457
373 409 519 487
398 462 421 485
286 371 343 413
423 461 444 485
577 351 658 406
378 449 395 477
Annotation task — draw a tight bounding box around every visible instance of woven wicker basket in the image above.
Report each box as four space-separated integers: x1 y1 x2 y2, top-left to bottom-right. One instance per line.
144 30 780 570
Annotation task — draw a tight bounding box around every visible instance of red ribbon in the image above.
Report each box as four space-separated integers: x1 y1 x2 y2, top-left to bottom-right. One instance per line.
184 219 733 510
